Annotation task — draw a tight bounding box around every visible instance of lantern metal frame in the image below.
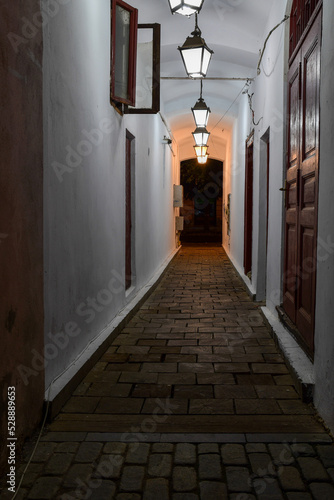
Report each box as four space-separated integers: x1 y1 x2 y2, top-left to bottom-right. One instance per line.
178 14 214 78
168 0 204 16
192 80 211 127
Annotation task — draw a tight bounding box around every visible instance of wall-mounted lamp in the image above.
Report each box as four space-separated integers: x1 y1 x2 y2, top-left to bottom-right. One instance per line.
192 80 211 127
192 126 210 146
178 14 213 78
162 136 172 144
168 0 204 16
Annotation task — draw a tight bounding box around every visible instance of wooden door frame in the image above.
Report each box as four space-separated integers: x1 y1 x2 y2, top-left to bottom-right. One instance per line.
125 130 135 290
244 130 254 277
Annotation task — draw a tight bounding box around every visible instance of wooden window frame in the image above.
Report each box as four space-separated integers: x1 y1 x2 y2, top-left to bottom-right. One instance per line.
111 0 138 106
125 23 161 115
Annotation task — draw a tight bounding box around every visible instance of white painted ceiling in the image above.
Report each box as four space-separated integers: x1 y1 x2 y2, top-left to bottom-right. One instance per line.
135 0 275 159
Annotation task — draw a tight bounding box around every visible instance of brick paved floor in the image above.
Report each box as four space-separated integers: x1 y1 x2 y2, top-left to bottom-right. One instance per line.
2 245 334 499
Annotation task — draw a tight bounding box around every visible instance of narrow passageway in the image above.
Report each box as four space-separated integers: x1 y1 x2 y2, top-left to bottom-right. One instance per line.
54 244 318 433
8 245 334 499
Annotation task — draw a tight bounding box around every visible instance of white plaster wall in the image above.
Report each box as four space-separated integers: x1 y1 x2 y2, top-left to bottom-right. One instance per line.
224 1 288 306
43 0 177 388
313 0 334 433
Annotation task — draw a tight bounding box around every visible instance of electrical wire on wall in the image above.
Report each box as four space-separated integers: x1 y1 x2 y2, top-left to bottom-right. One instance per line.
207 14 290 133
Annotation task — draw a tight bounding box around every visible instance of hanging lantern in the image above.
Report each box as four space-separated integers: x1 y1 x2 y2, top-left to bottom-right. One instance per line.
192 126 210 146
194 144 208 157
168 0 204 16
178 14 213 78
197 154 208 164
192 80 211 127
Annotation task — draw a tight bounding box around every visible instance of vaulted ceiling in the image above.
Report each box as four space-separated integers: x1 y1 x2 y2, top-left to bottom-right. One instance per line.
135 0 276 160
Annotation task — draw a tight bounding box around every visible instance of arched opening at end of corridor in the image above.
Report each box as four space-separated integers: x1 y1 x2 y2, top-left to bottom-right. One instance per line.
180 158 223 244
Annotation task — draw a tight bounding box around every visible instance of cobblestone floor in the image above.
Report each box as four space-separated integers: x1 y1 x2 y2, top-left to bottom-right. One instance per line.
2 245 334 499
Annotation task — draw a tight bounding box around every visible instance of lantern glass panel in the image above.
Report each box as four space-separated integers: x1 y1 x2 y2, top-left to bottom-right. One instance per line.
169 0 203 16
194 145 208 156
193 108 209 128
202 48 212 75
198 155 208 164
181 47 203 77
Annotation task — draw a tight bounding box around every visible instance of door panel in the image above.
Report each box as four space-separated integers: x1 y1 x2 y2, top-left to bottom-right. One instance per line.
283 10 321 356
244 136 254 276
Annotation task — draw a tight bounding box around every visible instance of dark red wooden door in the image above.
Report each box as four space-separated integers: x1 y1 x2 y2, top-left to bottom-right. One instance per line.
125 133 132 290
244 134 254 276
283 9 321 355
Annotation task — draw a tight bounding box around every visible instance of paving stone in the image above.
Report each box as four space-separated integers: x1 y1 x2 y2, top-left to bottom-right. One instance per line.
75 442 103 462
198 454 222 479
148 453 172 477
235 399 281 414
63 464 94 487
120 466 145 491
103 442 127 454
309 482 334 499
199 481 228 499
94 454 124 478
44 452 74 474
246 443 267 453
56 442 80 453
152 443 174 453
286 494 312 500
142 398 187 414
249 453 275 477
278 466 305 491
141 362 177 372
254 478 284 499
328 468 334 482
278 400 314 414
158 373 196 385
116 494 141 500
316 445 334 467
268 444 294 465
221 444 248 465
30 442 57 462
196 372 235 384
255 385 299 399
198 443 219 454
214 363 250 373
189 398 234 414
120 372 159 383
173 494 199 500
236 374 274 385
226 467 252 492
126 443 150 464
179 362 214 372
173 466 197 491
290 443 315 457
132 384 172 398
89 480 116 500
215 385 257 399
175 443 196 464
87 382 132 397
143 478 169 500
229 495 256 500
297 456 330 481
62 396 101 413
174 385 213 399
95 397 144 413
27 477 62 499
